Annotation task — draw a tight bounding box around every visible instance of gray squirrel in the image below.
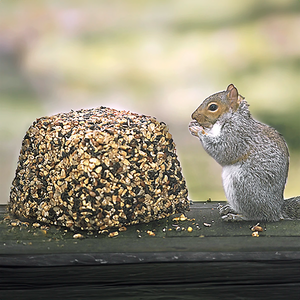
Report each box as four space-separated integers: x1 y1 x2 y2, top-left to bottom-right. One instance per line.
189 84 300 221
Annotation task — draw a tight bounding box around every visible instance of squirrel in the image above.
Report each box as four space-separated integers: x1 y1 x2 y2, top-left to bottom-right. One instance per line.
189 84 300 222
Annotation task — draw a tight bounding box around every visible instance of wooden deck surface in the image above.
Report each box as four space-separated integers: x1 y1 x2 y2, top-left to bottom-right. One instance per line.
1 201 300 299
1 201 300 265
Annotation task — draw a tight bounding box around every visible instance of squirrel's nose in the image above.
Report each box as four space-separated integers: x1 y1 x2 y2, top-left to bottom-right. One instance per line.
191 110 198 120
191 110 204 124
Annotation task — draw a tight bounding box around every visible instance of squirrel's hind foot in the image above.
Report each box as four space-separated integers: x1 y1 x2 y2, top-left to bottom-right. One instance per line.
218 204 237 216
218 204 246 221
221 213 245 222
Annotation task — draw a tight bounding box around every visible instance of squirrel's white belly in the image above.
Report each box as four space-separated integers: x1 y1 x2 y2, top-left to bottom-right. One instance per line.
222 165 240 211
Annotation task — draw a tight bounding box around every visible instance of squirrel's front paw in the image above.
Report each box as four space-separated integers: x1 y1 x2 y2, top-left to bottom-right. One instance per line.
189 121 204 137
221 213 245 222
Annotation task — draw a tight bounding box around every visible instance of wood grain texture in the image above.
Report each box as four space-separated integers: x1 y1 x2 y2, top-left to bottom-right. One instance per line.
1 202 300 299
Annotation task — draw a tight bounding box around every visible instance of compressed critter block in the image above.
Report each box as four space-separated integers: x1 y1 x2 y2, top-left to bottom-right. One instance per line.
9 107 189 232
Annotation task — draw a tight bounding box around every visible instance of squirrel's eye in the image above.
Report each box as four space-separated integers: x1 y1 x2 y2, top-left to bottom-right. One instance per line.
208 103 218 111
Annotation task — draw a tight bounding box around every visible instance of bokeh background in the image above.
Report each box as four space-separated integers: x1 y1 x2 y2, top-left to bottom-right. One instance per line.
1 0 300 204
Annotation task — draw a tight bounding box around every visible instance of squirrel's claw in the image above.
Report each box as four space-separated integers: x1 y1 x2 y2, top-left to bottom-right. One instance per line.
218 204 237 216
221 213 245 222
218 204 245 221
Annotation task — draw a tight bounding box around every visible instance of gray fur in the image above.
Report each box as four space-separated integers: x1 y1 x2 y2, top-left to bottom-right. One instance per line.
189 86 295 222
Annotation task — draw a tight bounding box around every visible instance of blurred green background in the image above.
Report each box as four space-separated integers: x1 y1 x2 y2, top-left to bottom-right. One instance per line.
1 0 300 204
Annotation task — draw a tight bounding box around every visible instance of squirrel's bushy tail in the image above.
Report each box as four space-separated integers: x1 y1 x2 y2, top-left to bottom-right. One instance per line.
282 196 300 219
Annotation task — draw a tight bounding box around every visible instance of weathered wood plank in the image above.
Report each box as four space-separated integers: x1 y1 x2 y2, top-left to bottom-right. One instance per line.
2 201 300 299
1 201 300 266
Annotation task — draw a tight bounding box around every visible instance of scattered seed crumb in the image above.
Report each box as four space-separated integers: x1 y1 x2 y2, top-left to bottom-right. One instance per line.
108 231 119 238
147 230 155 236
203 222 212 227
172 214 187 222
251 223 263 232
252 226 263 232
180 214 187 221
187 227 193 232
73 233 84 239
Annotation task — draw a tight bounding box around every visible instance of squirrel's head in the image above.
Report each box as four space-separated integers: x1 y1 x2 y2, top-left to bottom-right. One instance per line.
192 84 244 128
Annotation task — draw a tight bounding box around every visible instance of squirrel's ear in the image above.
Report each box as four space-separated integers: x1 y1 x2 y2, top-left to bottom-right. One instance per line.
226 84 235 92
226 84 239 110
